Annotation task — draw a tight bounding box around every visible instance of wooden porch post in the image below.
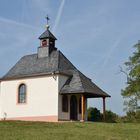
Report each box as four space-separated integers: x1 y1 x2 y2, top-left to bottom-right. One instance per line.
103 97 106 121
81 94 84 122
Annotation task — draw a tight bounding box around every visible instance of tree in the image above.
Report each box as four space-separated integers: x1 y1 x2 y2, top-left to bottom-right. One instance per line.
87 107 101 121
121 41 140 112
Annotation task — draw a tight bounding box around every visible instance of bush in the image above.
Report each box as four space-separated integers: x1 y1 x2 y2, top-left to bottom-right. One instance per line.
87 107 118 122
87 107 101 121
104 110 118 123
135 110 140 122
125 110 140 122
116 110 140 123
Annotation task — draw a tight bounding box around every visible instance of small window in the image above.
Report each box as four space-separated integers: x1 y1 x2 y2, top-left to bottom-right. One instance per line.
62 95 68 112
42 40 47 46
79 97 81 114
18 84 26 104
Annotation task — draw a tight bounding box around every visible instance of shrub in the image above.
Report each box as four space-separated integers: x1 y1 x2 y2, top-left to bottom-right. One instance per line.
125 110 140 122
104 110 118 123
87 107 101 121
116 110 140 123
87 107 118 122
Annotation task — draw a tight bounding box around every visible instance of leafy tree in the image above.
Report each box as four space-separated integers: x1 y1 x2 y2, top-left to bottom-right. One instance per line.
87 107 101 121
121 41 140 112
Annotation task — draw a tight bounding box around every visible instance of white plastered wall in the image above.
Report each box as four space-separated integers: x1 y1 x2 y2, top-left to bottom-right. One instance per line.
0 81 2 119
0 75 59 119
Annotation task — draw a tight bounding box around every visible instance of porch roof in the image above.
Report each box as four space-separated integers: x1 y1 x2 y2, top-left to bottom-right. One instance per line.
60 70 110 98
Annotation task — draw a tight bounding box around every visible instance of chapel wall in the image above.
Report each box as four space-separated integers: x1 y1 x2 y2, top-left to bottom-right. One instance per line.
0 75 59 121
0 81 2 119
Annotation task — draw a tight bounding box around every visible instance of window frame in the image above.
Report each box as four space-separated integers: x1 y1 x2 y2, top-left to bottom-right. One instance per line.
17 83 27 104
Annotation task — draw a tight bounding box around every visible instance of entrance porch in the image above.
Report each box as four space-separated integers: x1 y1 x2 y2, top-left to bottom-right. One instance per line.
58 94 108 121
59 70 110 121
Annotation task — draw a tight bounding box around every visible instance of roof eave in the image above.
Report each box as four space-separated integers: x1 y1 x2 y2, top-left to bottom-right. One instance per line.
60 91 111 98
38 36 57 40
1 70 72 81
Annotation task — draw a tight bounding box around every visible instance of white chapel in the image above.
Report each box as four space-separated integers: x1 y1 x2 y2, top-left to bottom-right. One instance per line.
0 18 110 122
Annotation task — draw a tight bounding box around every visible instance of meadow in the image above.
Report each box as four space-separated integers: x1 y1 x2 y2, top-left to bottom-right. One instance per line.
0 121 140 140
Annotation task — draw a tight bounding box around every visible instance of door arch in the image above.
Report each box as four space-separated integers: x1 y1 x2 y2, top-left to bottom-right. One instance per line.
70 95 77 120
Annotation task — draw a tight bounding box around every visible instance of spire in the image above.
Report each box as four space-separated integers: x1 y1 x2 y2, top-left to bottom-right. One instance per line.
39 15 57 40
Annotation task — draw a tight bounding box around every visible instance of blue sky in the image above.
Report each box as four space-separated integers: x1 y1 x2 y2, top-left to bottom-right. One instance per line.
0 0 140 115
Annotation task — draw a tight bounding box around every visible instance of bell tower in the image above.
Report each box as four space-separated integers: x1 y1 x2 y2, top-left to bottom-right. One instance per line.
38 16 57 58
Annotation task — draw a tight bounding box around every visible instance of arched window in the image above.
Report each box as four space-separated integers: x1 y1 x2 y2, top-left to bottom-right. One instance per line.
79 97 81 114
18 84 26 103
62 95 68 112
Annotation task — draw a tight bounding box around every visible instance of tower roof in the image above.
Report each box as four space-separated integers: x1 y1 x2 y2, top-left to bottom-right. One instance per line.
39 16 57 40
38 29 57 40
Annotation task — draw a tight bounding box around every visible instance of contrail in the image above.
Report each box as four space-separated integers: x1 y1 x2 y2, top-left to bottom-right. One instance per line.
0 16 37 30
102 38 122 67
52 0 65 33
101 31 127 68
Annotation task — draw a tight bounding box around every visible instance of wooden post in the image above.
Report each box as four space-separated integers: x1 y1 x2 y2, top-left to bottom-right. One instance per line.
103 97 106 121
81 94 84 122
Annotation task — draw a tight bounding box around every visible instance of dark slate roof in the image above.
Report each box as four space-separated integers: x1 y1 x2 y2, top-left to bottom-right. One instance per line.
2 50 110 97
59 70 110 97
39 29 57 40
2 50 75 79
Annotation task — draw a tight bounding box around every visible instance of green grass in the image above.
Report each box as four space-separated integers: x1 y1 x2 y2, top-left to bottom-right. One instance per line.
0 121 140 140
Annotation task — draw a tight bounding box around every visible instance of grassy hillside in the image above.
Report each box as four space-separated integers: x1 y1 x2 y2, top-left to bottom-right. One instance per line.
0 121 139 140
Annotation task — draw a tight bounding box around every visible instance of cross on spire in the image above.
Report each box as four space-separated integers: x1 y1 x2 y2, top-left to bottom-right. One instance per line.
46 15 50 24
46 15 50 30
